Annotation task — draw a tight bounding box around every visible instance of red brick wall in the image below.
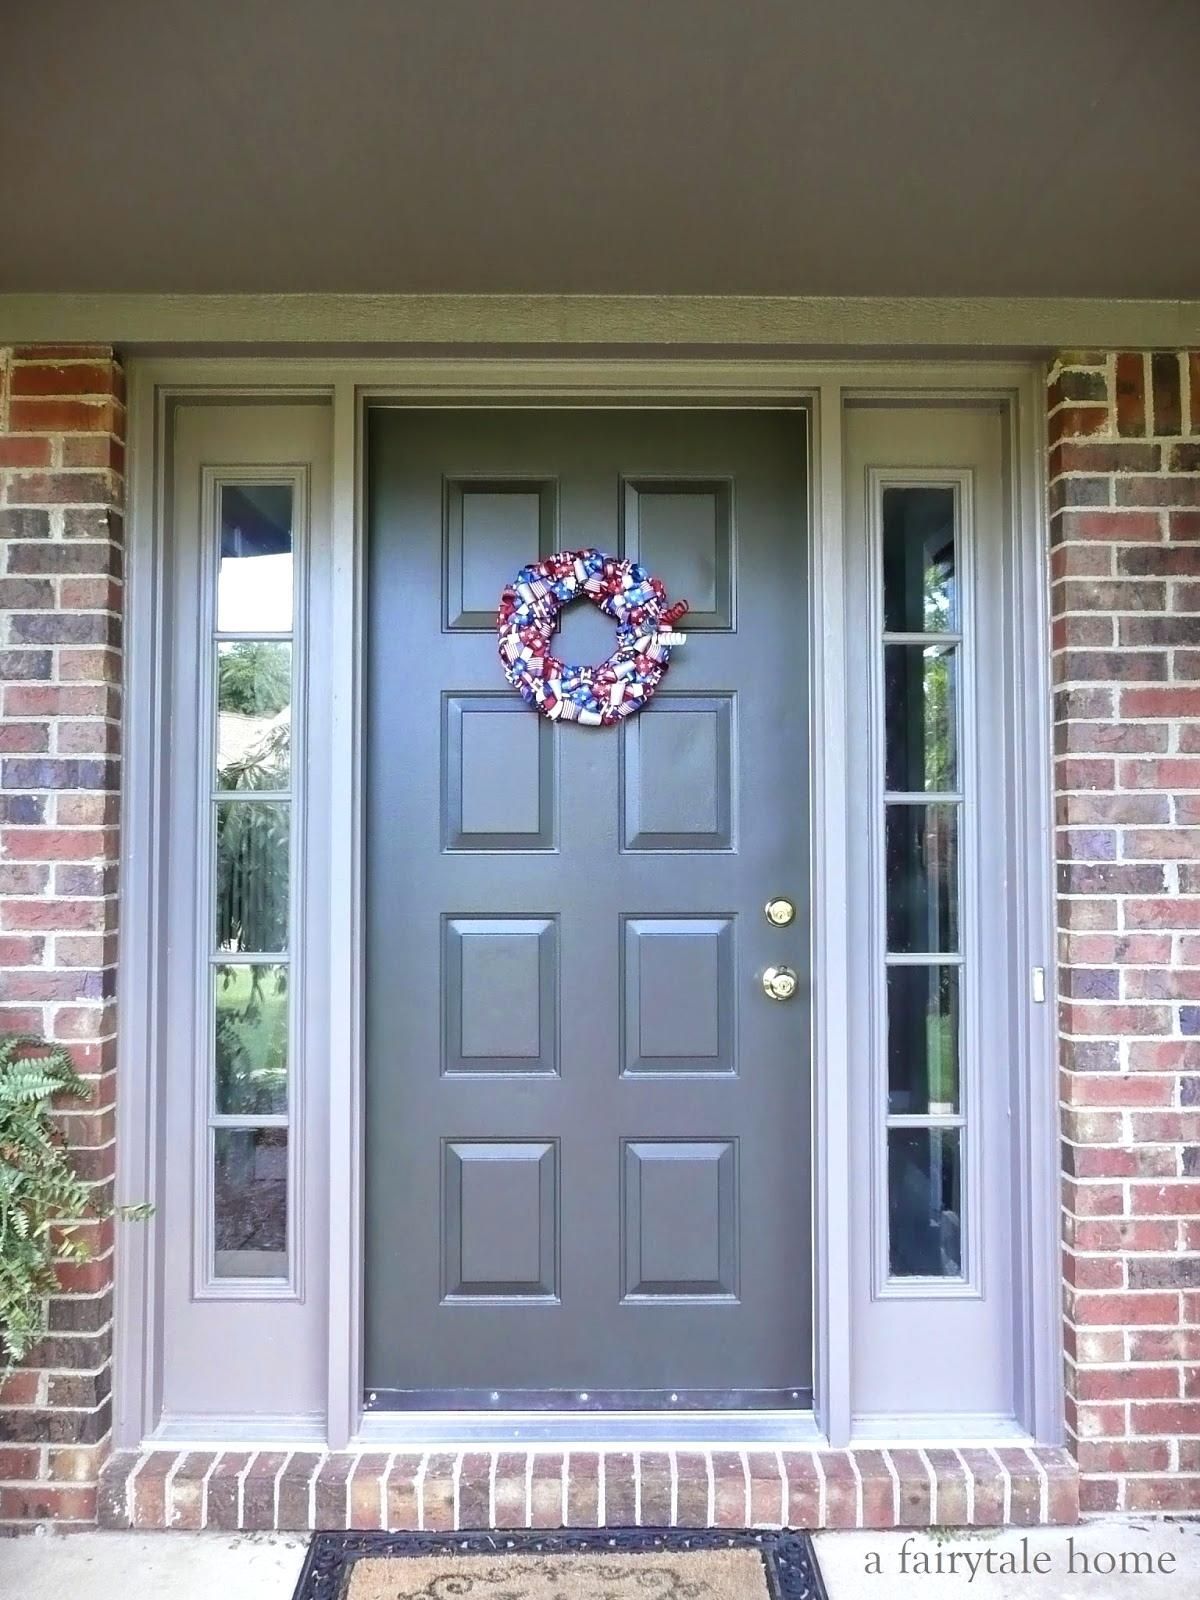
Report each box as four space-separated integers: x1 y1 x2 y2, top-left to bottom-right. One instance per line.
0 346 125 1525
1051 349 1200 1515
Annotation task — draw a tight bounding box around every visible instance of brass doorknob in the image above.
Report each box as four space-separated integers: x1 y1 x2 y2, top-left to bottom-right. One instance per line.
762 965 798 1001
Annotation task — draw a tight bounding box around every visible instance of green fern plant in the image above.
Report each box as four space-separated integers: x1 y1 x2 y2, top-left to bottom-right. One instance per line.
0 1034 147 1370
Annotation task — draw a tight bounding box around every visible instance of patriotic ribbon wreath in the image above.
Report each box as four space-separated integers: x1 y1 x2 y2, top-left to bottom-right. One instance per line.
497 548 689 725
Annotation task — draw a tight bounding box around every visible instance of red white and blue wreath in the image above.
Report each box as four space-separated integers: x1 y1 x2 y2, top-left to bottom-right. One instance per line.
497 548 689 725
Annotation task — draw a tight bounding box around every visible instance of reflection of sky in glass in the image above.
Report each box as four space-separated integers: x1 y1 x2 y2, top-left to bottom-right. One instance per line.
217 552 293 633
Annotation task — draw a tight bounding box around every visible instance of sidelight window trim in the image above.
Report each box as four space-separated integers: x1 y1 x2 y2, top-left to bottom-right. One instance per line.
865 467 983 1301
191 462 311 1302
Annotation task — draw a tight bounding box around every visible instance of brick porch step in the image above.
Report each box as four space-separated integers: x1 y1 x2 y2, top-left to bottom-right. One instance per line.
98 1445 1078 1532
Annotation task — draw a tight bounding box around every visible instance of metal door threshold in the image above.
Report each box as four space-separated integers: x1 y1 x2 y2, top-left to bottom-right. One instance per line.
354 1408 824 1447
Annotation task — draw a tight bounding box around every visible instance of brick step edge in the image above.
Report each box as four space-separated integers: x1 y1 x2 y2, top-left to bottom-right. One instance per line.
93 1445 1079 1532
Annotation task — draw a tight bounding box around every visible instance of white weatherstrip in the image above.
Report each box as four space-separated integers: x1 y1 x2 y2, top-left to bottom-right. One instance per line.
381 1451 396 1529
845 1449 864 1527
990 1448 1012 1525
882 1450 901 1525
202 1453 220 1529
347 1453 363 1529
273 1452 291 1530
917 1448 938 1525
126 1452 151 1525
954 1448 975 1523
1029 1448 1049 1525
813 1453 827 1528
162 1453 185 1528
236 1453 254 1529
306 1458 319 1532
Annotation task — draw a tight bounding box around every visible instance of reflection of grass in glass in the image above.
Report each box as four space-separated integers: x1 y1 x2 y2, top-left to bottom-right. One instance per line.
216 965 288 1116
926 1009 957 1108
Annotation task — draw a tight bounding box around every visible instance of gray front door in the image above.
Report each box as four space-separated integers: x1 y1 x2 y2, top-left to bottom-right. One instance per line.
365 408 811 1408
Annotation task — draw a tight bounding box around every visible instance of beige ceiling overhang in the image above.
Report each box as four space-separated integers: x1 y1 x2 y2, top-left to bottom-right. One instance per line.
1 0 1197 313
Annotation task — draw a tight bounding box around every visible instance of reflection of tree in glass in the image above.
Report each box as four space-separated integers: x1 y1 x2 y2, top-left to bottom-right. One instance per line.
218 641 291 792
923 646 954 792
216 802 289 953
220 639 290 715
216 965 288 1116
923 543 955 632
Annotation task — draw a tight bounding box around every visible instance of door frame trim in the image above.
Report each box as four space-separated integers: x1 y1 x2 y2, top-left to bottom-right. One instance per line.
115 357 1057 1453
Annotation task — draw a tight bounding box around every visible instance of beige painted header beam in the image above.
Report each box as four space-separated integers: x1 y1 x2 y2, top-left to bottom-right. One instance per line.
1 294 1198 351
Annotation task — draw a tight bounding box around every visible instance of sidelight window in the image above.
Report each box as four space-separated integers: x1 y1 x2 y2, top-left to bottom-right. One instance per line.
201 475 304 1288
876 482 972 1287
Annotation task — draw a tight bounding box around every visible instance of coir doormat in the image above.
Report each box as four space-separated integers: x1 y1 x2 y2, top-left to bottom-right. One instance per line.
292 1528 827 1600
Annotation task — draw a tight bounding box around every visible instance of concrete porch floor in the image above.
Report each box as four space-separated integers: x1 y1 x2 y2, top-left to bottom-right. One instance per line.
0 1519 1197 1599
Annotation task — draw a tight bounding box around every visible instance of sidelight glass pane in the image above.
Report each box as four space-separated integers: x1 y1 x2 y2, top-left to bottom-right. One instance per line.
886 803 958 953
218 483 293 632
883 486 957 634
217 641 292 790
214 1127 288 1278
214 963 289 1116
885 643 957 793
888 1127 962 1277
215 800 289 953
887 965 960 1114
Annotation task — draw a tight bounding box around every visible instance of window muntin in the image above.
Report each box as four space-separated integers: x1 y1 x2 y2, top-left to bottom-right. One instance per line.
877 481 971 1289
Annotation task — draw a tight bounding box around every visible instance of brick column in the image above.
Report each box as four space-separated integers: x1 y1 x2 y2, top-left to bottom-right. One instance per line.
1050 349 1200 1514
0 346 125 1525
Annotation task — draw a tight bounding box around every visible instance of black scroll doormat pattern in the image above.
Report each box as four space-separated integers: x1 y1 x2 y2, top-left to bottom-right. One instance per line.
291 1527 828 1600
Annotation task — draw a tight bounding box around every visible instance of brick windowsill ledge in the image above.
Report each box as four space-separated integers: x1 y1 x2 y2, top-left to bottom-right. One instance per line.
95 1445 1078 1532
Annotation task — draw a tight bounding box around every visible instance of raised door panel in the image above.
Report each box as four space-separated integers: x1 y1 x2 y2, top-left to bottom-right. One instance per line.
445 478 556 630
623 477 734 629
443 916 559 1076
622 1139 739 1300
443 694 557 851
621 916 735 1076
621 694 735 852
442 1140 559 1301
